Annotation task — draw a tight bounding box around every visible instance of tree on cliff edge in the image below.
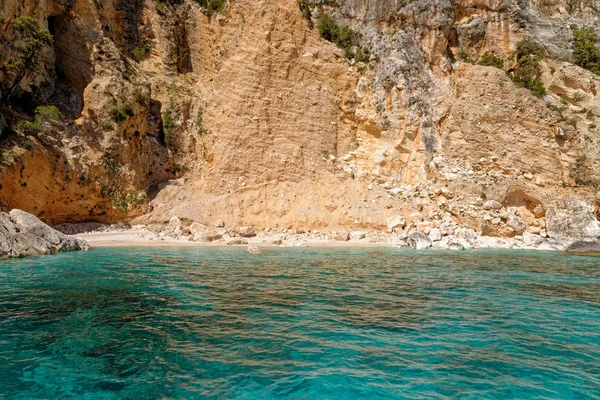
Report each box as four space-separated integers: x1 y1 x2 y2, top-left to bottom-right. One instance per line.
1 16 53 103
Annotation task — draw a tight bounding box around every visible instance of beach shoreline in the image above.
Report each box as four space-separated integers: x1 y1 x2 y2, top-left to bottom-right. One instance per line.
74 231 395 248
72 227 564 252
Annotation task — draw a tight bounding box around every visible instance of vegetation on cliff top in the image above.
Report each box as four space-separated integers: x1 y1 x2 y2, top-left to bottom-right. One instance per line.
1 16 53 103
572 26 600 75
457 41 546 98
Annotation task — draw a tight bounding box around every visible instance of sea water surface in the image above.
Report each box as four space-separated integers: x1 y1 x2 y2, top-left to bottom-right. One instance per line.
0 247 599 399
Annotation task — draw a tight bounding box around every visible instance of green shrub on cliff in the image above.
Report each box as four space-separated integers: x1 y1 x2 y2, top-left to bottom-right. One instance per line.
162 110 177 142
515 40 545 62
510 40 546 98
16 105 62 132
319 14 339 43
34 106 61 121
318 14 371 63
1 16 53 103
572 26 600 75
319 14 356 56
457 47 474 63
478 52 504 69
196 0 226 16
195 108 208 135
132 46 150 62
109 103 134 124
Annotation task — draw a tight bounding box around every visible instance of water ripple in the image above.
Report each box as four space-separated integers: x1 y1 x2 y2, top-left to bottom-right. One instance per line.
0 248 599 399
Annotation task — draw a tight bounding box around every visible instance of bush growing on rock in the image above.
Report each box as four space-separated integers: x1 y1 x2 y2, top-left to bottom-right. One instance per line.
109 103 135 124
162 110 177 142
457 47 474 63
35 105 62 121
195 108 208 135
1 16 53 102
132 46 150 62
510 40 546 98
318 14 370 63
515 40 545 61
572 26 600 75
196 0 227 16
478 52 504 69
16 105 62 132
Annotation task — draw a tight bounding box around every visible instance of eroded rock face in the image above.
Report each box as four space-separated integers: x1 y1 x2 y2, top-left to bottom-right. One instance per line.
546 197 600 244
0 209 88 258
0 0 598 245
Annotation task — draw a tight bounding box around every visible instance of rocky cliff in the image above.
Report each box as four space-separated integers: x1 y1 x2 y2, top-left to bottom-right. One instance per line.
0 0 599 243
0 209 88 257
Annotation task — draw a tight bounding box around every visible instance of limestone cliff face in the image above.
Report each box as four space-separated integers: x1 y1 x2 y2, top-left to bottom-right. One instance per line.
0 0 599 237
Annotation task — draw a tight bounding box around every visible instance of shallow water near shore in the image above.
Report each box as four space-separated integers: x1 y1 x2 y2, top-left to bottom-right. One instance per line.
0 248 599 399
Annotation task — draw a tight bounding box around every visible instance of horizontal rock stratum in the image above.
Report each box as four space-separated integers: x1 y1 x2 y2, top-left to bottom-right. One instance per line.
0 210 89 258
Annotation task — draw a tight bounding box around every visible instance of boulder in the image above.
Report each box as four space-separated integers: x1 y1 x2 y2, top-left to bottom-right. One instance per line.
163 216 183 236
350 231 366 240
483 200 503 210
441 188 454 199
386 215 406 232
407 232 432 250
334 231 350 241
522 232 544 247
428 228 442 242
546 197 600 244
507 213 527 236
189 222 222 242
197 230 222 242
533 204 545 218
226 237 248 245
456 228 477 241
238 227 257 237
565 240 600 255
0 210 88 258
189 222 206 236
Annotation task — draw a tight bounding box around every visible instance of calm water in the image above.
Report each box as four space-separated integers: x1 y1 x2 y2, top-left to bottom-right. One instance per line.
0 248 599 399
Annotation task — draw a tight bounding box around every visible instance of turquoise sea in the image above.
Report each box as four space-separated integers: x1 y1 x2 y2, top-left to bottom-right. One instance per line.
0 247 599 399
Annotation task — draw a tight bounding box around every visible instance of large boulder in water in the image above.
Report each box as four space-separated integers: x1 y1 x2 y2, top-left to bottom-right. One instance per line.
0 209 88 258
407 232 432 250
545 197 600 245
565 240 600 255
